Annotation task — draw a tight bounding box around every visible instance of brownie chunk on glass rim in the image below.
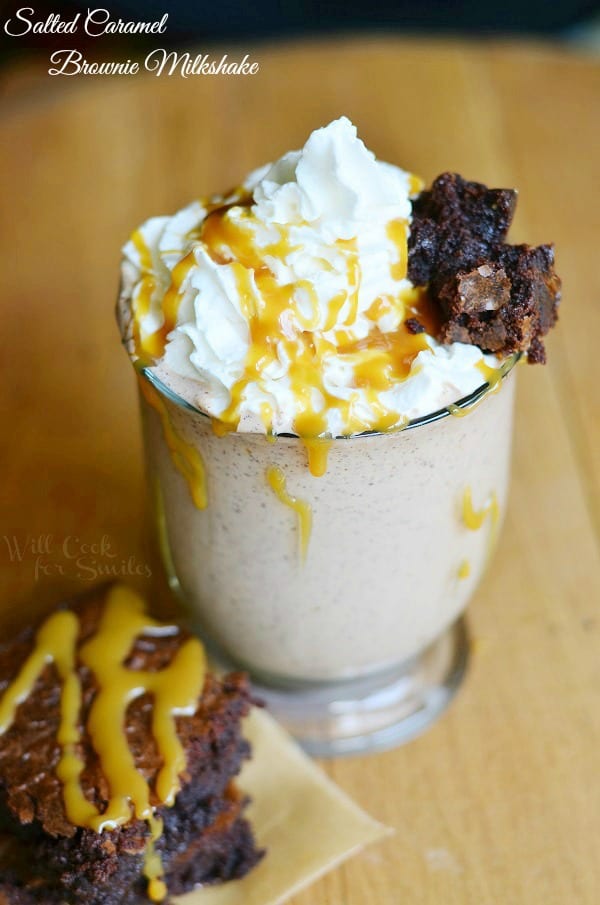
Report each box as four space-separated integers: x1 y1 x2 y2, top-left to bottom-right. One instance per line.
408 171 561 364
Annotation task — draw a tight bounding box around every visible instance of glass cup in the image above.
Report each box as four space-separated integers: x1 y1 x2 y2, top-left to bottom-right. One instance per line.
132 354 519 757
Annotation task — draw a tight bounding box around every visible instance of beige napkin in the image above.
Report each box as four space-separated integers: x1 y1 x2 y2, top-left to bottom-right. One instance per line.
176 708 391 905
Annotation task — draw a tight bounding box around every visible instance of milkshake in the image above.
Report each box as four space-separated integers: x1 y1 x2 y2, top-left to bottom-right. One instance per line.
117 118 560 754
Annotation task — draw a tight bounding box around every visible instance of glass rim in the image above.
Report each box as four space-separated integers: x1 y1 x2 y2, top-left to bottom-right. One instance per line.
135 350 522 441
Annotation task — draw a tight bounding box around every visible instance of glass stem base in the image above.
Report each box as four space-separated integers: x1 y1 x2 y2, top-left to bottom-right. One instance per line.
249 618 469 757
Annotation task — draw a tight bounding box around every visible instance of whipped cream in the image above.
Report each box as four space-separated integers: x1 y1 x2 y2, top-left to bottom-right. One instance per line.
119 117 498 437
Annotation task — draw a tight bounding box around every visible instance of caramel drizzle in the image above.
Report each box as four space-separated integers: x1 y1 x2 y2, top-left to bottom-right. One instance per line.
457 560 471 580
130 230 198 365
302 438 332 478
462 486 499 532
139 375 207 510
462 486 500 566
387 219 408 281
408 174 425 196
0 585 206 903
130 230 161 365
144 815 168 902
0 609 92 820
447 356 514 419
128 179 432 471
203 208 431 448
266 465 312 562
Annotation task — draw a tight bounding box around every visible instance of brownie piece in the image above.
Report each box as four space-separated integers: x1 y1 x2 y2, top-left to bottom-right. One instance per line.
0 585 263 904
0 786 258 905
407 172 561 363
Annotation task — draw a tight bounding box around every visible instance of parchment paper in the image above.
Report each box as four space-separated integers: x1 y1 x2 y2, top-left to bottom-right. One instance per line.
177 708 391 905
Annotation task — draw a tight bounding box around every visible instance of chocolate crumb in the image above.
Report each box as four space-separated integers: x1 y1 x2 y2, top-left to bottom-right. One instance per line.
405 318 426 334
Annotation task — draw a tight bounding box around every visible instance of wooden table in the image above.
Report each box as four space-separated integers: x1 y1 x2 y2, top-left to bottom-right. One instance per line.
1 36 599 905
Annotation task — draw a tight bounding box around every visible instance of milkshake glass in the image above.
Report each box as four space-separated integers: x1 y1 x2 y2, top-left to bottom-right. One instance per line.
135 358 518 755
115 117 560 755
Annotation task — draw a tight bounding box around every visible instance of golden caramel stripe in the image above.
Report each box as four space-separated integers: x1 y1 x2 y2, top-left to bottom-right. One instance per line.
143 815 168 902
129 229 161 363
79 585 206 831
448 359 510 419
266 465 312 562
387 219 408 282
323 290 348 333
148 876 168 902
462 487 501 570
149 638 206 805
161 250 196 337
447 403 470 418
344 243 361 327
302 438 332 478
462 486 499 532
295 280 322 330
232 261 258 322
0 610 75 733
131 229 154 272
408 173 425 196
458 560 471 580
139 376 208 510
0 610 100 826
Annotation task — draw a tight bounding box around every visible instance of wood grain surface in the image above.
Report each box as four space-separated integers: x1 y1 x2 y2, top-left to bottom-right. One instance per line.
1 36 599 905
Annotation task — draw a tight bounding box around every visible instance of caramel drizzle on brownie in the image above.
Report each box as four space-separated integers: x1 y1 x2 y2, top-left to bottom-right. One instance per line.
0 608 90 818
0 584 206 902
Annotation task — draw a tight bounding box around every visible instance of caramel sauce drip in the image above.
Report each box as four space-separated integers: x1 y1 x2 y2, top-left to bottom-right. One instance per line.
148 878 168 903
387 219 408 281
447 357 510 418
0 585 206 903
266 465 312 562
457 560 471 580
462 486 499 531
462 486 500 566
337 324 430 389
446 403 471 419
130 230 198 364
130 230 161 364
144 815 168 902
158 250 197 348
476 359 502 386
302 438 332 477
404 286 443 337
0 609 94 822
139 375 207 510
408 174 425 196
